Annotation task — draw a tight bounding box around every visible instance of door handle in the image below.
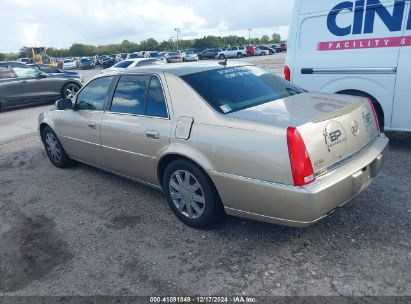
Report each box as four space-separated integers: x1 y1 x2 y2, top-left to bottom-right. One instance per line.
145 130 159 139
88 121 97 129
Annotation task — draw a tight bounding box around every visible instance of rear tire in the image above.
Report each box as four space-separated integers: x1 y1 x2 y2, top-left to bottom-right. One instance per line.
62 83 80 99
42 126 72 168
237 52 243 58
219 54 225 60
163 160 223 228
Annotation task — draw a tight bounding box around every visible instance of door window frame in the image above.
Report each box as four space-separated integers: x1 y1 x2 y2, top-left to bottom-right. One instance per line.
105 73 171 120
73 75 116 112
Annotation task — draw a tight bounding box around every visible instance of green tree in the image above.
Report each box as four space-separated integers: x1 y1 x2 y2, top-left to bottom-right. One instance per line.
140 38 159 51
261 35 270 44
271 33 282 43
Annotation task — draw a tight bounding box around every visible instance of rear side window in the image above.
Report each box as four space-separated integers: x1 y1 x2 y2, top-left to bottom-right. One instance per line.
111 75 150 115
0 67 15 79
76 76 114 111
146 77 167 118
182 66 304 114
110 75 168 117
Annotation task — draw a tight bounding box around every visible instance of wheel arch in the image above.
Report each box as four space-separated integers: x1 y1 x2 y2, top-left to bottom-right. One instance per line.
157 152 225 211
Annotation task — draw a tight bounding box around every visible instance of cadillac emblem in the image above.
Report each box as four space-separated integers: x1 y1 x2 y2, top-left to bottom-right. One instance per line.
351 120 360 136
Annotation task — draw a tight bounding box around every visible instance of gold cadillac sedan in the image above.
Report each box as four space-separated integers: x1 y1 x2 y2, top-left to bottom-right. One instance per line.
38 62 388 228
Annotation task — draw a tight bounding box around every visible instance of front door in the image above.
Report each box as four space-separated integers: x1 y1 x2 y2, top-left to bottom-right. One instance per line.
59 76 115 168
101 74 172 185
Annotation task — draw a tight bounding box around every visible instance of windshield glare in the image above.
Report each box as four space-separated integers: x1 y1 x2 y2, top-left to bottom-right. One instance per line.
181 66 304 114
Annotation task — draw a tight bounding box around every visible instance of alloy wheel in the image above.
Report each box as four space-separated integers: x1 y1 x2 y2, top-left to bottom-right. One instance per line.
64 84 79 99
45 132 62 164
169 170 205 219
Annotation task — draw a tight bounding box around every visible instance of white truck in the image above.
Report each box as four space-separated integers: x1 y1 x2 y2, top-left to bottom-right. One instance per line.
285 0 411 132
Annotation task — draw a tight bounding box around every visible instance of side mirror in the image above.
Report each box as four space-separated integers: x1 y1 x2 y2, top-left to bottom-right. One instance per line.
55 99 73 110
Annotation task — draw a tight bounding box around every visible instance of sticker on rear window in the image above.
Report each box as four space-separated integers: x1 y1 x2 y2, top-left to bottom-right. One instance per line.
220 104 232 113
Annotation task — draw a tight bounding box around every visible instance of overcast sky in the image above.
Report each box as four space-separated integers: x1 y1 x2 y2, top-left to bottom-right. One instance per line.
0 0 294 53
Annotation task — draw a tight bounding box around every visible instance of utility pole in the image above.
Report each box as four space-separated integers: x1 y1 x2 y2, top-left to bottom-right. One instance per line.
248 28 253 44
174 28 181 51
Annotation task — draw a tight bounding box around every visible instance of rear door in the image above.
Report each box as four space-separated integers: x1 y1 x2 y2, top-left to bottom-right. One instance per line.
101 74 172 185
59 76 115 168
0 67 22 109
391 0 411 131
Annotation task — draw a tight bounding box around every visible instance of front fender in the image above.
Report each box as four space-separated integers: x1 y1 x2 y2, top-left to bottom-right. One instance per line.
38 109 62 140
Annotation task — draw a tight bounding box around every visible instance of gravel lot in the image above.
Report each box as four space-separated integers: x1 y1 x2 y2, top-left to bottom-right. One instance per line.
0 52 410 297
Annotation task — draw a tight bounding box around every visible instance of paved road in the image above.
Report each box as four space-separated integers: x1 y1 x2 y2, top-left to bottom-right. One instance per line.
0 52 410 297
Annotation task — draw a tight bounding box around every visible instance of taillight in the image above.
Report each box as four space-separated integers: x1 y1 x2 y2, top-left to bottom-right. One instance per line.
284 65 291 81
367 98 380 135
287 127 315 187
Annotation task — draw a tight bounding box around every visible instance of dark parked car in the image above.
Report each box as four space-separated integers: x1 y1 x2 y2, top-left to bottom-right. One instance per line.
0 65 82 111
198 48 223 60
29 64 83 81
100 56 116 68
257 45 276 55
79 57 95 70
270 44 283 53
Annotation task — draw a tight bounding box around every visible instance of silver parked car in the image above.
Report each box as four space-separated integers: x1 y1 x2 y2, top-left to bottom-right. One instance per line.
38 62 388 228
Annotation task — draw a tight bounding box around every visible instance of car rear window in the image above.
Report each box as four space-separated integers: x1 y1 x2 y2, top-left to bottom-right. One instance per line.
182 66 304 114
113 60 134 68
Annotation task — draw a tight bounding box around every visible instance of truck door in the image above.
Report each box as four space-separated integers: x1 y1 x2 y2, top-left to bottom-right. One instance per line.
391 0 411 131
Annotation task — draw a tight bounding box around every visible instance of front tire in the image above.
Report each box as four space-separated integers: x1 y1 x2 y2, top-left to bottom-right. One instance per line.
219 54 225 60
42 126 72 168
163 160 223 228
237 52 243 58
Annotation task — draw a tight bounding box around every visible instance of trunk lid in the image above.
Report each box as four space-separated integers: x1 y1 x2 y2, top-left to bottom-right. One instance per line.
227 92 379 175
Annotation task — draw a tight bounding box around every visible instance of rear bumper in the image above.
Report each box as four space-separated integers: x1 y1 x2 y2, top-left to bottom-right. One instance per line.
209 135 389 227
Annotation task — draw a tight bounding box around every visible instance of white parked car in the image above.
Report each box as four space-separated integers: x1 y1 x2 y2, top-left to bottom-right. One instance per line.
182 51 199 62
216 47 248 59
102 58 163 73
254 48 269 56
285 0 411 132
63 59 77 70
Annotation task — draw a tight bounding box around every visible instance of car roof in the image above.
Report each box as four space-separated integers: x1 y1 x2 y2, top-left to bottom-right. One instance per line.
105 61 254 77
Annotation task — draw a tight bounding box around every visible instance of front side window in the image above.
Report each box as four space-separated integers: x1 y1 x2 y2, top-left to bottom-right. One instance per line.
76 76 114 111
111 75 151 115
182 66 304 114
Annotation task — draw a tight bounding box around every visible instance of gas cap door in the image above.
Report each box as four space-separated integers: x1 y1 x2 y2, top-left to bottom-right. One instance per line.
175 116 194 140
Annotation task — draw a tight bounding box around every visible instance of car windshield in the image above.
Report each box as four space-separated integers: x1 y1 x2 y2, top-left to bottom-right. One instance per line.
81 58 91 63
149 52 160 57
182 66 304 114
113 60 133 68
129 54 141 59
185 51 194 55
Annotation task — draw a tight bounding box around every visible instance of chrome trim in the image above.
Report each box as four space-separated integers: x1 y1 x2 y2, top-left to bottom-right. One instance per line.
105 111 170 120
102 145 154 159
315 135 379 178
225 207 325 225
63 136 101 147
309 68 397 75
